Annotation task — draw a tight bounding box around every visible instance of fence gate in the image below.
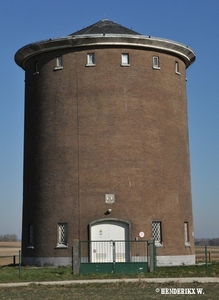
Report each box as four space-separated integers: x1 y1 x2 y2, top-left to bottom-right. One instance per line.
80 240 148 274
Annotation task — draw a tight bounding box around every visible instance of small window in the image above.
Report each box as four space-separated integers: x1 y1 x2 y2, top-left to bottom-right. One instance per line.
55 56 63 70
33 62 39 75
27 224 34 249
86 53 95 66
152 221 162 246
121 53 130 66
184 222 190 246
175 61 180 74
153 56 160 69
57 223 68 248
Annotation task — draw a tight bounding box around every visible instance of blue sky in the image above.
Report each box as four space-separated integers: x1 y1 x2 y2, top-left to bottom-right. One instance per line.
0 0 218 239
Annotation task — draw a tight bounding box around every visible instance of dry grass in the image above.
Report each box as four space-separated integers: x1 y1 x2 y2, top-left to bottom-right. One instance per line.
195 246 219 262
0 242 21 266
1 243 219 266
1 282 219 300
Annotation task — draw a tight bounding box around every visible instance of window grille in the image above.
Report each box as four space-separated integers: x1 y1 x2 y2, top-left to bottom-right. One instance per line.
87 53 95 65
175 61 180 74
33 62 39 74
56 56 63 69
58 223 68 246
152 221 162 243
153 56 160 69
121 53 129 65
29 224 34 246
184 222 189 243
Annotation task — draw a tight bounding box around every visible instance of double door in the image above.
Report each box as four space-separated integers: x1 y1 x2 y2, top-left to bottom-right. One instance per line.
90 220 129 262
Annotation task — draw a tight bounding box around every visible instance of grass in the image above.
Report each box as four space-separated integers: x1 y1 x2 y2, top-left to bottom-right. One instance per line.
0 262 219 284
1 243 219 298
0 263 219 299
1 282 219 299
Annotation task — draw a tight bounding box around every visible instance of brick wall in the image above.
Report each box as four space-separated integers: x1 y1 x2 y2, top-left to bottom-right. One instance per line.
22 45 194 260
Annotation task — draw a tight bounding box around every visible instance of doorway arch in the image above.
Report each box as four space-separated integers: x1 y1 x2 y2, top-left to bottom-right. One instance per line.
89 219 130 262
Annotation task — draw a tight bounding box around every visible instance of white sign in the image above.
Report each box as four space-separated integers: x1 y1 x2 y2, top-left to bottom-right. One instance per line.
105 194 115 204
139 231 145 238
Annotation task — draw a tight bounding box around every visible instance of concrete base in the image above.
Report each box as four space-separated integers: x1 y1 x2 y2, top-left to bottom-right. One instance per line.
22 256 72 267
157 255 195 266
22 254 195 267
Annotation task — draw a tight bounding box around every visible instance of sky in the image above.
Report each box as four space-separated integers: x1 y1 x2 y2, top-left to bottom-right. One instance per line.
0 0 219 239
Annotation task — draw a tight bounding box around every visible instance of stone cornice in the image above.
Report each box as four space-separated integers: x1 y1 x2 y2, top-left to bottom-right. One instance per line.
15 34 196 70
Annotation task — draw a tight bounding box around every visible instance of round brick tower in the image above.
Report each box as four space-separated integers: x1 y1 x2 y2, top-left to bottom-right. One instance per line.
15 19 196 267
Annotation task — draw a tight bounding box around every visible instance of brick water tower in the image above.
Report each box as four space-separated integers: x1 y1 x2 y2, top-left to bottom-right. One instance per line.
15 19 196 266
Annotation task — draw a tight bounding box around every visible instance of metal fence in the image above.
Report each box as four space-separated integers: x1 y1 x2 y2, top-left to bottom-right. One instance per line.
195 246 219 265
0 255 18 266
79 240 149 274
80 240 148 263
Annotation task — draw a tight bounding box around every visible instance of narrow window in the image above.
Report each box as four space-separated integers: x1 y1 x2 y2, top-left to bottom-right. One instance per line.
57 223 68 248
184 222 190 246
152 221 162 245
55 56 63 70
153 56 160 69
33 62 39 75
121 53 130 66
86 53 95 66
27 224 34 248
175 61 180 74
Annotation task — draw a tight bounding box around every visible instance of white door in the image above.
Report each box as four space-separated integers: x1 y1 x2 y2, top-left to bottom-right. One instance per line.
90 221 129 262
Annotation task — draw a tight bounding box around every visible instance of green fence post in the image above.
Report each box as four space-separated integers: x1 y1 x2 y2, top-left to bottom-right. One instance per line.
72 246 73 274
149 239 155 272
73 239 80 274
112 241 116 274
153 239 157 271
19 250 21 276
205 246 208 271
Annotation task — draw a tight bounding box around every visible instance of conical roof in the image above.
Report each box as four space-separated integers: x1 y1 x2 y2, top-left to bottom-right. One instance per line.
15 19 196 70
69 19 141 36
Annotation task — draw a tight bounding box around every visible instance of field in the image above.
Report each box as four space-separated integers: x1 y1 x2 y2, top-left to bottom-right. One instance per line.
1 242 219 266
0 242 21 266
195 246 219 262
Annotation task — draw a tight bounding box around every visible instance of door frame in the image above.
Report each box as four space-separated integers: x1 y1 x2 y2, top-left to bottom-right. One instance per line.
89 218 131 240
89 218 131 262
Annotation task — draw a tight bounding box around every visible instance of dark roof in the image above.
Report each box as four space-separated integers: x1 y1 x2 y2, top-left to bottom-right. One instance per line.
69 19 141 36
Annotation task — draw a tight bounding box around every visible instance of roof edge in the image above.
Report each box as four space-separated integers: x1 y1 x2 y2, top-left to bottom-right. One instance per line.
15 34 196 69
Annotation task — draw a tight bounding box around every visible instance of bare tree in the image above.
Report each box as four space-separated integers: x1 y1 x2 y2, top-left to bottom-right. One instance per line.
0 234 18 242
